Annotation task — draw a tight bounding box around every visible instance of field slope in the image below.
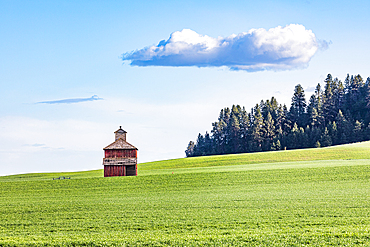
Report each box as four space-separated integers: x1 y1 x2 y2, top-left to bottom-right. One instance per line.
0 142 370 246
140 141 370 170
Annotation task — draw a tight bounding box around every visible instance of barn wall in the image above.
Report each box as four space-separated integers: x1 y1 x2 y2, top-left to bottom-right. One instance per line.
104 165 126 177
105 149 137 158
126 165 137 176
104 165 137 177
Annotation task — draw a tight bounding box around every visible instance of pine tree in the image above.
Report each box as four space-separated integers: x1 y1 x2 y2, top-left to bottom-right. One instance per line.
185 141 195 157
352 120 363 142
282 104 291 134
322 74 337 124
251 104 263 151
364 123 370 141
195 133 205 156
336 110 347 144
290 84 307 127
347 75 364 119
204 132 213 155
366 77 370 108
315 83 325 126
299 127 309 148
211 111 227 154
239 107 250 153
329 121 338 145
286 123 299 149
228 105 241 153
333 78 345 114
337 109 353 144
262 112 275 150
307 94 318 126
320 127 332 147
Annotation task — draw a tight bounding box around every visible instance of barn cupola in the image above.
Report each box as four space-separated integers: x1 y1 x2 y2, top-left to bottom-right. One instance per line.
115 126 127 141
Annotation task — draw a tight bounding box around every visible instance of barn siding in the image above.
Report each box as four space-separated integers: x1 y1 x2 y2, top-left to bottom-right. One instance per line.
105 149 137 158
104 165 129 177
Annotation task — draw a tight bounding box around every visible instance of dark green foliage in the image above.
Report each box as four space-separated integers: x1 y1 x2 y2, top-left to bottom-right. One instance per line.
186 74 370 157
185 141 195 157
290 84 307 126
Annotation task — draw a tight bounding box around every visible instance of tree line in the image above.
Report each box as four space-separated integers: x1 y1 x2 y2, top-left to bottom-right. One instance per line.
185 74 370 157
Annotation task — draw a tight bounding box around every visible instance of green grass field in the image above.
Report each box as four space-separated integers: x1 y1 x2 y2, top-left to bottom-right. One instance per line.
1 142 370 246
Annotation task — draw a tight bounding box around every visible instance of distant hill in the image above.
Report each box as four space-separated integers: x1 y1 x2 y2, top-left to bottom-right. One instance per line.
2 141 370 182
140 141 370 170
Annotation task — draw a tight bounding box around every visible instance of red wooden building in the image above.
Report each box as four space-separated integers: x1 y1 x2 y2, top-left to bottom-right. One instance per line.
103 126 138 177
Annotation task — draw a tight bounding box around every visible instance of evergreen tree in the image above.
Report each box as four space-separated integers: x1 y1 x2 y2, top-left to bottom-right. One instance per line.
290 84 307 127
347 75 364 119
320 127 332 147
352 120 363 142
281 104 291 134
286 123 299 149
228 105 241 153
211 110 228 154
307 94 318 126
251 104 263 151
316 83 325 126
322 74 337 124
238 106 250 153
364 123 370 140
271 139 281 151
262 112 275 151
335 110 347 144
328 121 338 145
333 78 345 114
299 127 309 148
185 141 195 157
195 133 205 156
204 132 213 155
310 127 322 147
186 73 370 158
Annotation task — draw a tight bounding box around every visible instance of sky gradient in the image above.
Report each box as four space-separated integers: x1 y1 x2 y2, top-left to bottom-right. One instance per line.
1 0 369 176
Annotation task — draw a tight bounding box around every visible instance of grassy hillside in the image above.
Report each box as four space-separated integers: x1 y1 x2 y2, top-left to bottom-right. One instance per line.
1 142 370 246
2 141 370 182
139 141 370 170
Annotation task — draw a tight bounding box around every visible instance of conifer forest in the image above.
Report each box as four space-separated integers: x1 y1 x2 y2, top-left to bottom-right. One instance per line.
186 74 370 157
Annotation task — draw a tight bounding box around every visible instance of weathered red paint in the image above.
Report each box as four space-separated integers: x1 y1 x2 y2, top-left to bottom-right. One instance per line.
104 165 125 177
104 165 137 177
104 149 137 158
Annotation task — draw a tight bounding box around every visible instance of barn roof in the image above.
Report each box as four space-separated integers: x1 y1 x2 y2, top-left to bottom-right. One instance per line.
104 138 138 150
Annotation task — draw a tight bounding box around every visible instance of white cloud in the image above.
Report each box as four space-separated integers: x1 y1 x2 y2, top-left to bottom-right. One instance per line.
122 24 327 72
37 95 102 104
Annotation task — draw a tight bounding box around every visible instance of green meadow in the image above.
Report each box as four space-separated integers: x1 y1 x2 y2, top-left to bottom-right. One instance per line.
1 142 370 246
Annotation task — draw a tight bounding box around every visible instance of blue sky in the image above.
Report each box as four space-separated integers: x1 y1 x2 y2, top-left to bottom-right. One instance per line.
0 0 369 175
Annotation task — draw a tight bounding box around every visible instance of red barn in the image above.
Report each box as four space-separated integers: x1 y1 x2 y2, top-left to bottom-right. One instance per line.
103 126 138 177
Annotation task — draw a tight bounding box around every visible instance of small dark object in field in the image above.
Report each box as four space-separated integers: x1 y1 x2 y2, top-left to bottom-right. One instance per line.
53 176 71 180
